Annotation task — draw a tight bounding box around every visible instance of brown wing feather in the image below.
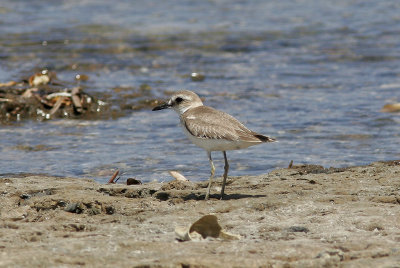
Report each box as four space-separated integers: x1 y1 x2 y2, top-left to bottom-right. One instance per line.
182 106 274 143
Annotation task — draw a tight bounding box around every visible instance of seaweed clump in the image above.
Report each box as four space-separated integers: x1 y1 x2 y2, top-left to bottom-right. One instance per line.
0 70 108 123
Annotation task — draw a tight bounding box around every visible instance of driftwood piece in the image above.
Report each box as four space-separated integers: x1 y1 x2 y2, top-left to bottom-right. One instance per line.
49 96 66 115
71 87 83 113
107 170 120 184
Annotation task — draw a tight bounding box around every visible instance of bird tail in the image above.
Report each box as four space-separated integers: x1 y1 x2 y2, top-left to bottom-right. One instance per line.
254 134 276 143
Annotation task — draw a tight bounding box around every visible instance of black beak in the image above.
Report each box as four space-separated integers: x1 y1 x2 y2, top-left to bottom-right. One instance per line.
152 101 171 111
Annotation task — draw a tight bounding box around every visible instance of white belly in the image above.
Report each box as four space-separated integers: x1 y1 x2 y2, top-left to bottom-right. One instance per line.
181 125 257 152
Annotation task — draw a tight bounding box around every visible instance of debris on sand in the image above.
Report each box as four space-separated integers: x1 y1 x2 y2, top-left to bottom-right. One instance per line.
1 160 399 266
107 170 120 184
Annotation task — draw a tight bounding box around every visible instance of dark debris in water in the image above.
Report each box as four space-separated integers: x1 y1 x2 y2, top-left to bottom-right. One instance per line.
111 84 160 111
381 103 400 113
0 70 108 123
190 72 205 82
1 69 199 125
13 144 57 152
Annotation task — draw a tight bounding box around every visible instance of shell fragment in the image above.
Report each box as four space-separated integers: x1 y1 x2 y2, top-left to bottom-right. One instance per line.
175 215 240 242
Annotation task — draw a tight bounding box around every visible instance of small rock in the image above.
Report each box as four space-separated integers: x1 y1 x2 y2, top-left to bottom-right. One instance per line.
127 178 142 185
64 203 84 214
87 207 101 215
20 193 31 200
190 72 205 82
75 74 89 82
287 226 309 233
155 192 170 201
57 200 67 207
105 206 115 215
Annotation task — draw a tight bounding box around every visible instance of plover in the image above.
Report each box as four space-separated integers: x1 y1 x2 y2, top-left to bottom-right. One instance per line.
152 90 276 200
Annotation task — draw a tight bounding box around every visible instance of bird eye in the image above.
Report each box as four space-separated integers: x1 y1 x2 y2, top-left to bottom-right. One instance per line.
175 97 183 103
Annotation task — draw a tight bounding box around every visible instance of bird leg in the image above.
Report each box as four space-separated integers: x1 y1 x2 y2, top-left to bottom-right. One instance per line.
221 151 229 200
205 151 215 200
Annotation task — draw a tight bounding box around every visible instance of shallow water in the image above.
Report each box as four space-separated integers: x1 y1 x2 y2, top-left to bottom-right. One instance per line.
0 0 399 183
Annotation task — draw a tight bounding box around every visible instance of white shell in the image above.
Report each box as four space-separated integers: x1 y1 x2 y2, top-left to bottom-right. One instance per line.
168 171 189 182
175 215 240 241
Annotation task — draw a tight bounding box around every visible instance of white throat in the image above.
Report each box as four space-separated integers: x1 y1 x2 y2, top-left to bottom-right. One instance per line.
176 105 192 115
173 102 202 115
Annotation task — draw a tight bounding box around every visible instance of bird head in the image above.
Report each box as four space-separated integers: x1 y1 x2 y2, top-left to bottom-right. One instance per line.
152 90 203 115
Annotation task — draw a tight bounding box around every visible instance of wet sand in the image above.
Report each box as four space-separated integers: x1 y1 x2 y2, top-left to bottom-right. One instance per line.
1 160 399 267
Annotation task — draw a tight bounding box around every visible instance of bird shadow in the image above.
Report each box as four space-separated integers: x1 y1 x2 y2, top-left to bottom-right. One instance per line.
182 192 266 201
220 193 267 200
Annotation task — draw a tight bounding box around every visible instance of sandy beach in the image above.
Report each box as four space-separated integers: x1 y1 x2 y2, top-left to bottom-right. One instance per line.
1 160 399 267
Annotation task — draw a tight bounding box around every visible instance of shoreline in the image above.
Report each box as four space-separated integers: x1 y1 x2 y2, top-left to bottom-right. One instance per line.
1 160 399 267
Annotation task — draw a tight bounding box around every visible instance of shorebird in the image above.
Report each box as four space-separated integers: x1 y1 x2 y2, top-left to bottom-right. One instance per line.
152 90 276 200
